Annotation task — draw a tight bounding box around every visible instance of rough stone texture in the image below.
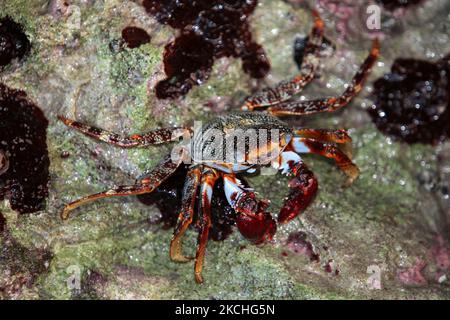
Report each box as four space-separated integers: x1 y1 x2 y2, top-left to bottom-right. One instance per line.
0 0 449 299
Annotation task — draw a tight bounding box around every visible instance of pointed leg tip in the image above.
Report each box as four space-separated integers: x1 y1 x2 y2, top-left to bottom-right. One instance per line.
343 180 353 188
169 251 194 263
343 171 360 187
195 273 204 284
60 209 70 221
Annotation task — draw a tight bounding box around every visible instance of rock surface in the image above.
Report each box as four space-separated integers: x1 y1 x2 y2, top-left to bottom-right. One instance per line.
0 0 449 299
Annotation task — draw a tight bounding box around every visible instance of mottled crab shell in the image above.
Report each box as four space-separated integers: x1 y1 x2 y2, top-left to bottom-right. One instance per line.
191 111 293 172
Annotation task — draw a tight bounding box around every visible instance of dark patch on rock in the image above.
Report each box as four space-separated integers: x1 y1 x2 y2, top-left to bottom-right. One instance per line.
142 0 270 99
376 0 425 11
294 35 335 71
121 26 151 49
0 212 5 233
368 55 450 144
0 17 31 68
73 269 108 300
0 83 50 214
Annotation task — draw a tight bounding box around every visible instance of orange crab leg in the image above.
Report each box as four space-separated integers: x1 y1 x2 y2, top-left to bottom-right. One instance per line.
293 128 353 159
242 10 325 110
60 155 182 220
293 128 351 144
58 115 188 148
170 166 202 262
268 39 380 116
291 138 360 186
194 169 219 284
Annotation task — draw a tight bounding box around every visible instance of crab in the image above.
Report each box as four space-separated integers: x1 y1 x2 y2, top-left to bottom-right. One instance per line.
58 11 379 283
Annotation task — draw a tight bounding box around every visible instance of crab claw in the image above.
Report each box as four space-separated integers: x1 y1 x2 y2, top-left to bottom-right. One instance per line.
278 164 318 224
234 192 277 244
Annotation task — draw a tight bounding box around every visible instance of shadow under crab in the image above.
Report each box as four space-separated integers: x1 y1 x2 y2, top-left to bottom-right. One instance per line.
57 12 379 283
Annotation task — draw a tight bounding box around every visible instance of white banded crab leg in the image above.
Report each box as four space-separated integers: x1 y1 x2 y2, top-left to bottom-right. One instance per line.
290 137 359 186
194 168 219 284
223 174 276 244
170 166 202 263
271 151 318 223
60 154 183 220
242 10 325 110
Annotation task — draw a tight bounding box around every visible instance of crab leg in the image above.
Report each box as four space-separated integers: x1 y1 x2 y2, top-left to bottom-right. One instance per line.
58 115 189 148
170 166 202 262
223 174 276 244
272 151 318 223
194 169 219 284
242 10 324 110
293 128 351 144
291 137 360 186
60 155 182 220
268 39 380 116
294 128 353 158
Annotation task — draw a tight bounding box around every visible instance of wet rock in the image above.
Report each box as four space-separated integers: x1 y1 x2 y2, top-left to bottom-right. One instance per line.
0 0 449 300
0 234 52 299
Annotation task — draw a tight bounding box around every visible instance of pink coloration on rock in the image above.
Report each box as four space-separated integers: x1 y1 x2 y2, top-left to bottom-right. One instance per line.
397 259 427 285
285 231 320 262
429 236 450 271
316 0 384 41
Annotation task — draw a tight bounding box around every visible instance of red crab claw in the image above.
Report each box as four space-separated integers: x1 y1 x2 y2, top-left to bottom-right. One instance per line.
234 192 277 244
278 163 318 224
